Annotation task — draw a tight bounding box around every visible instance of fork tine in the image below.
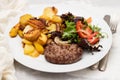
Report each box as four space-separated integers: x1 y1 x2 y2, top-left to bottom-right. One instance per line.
110 23 117 34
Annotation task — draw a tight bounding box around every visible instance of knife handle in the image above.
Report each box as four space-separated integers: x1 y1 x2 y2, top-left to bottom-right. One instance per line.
89 62 99 70
98 52 110 71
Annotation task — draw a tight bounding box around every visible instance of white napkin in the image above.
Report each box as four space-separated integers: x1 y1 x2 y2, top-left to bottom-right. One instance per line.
0 37 16 80
0 0 26 80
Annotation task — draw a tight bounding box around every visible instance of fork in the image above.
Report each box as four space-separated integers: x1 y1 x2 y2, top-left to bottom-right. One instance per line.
90 15 118 71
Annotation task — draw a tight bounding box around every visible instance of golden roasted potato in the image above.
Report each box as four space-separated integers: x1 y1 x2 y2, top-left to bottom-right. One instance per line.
40 7 58 21
22 39 32 45
24 44 35 55
46 24 56 32
44 7 58 15
37 33 47 45
23 29 40 41
51 15 62 23
29 49 40 57
19 14 32 27
9 23 20 37
33 41 44 54
18 30 24 38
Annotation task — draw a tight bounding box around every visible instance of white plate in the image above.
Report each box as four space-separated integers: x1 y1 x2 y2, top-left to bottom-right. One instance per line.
5 5 112 73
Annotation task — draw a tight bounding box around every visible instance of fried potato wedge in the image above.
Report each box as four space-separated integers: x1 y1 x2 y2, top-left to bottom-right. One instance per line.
22 39 32 45
46 24 56 32
51 15 62 23
40 7 58 21
37 33 47 45
23 29 40 41
33 41 44 54
19 14 32 27
9 23 20 37
29 49 40 57
18 30 24 38
24 44 35 55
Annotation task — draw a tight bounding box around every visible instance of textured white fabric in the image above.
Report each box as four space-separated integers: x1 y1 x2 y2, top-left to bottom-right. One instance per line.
0 0 26 80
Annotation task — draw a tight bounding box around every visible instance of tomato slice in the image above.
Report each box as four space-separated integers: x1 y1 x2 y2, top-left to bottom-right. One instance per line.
88 37 99 45
76 21 92 38
76 20 100 45
78 29 91 38
85 27 92 34
76 21 86 38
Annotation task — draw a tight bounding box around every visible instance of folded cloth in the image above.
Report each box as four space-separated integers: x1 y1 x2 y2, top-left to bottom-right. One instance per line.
0 0 26 80
0 43 16 80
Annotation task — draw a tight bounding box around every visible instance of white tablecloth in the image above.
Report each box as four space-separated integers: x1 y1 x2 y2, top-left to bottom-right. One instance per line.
1 0 120 80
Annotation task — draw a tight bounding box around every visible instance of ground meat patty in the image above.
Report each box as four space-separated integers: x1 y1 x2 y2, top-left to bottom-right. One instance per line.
44 42 83 64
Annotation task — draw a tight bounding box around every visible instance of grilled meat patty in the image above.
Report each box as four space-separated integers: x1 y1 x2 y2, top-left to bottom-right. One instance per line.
44 42 83 64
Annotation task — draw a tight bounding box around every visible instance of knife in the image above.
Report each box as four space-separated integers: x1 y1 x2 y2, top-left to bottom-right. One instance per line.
89 15 111 70
98 15 111 71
